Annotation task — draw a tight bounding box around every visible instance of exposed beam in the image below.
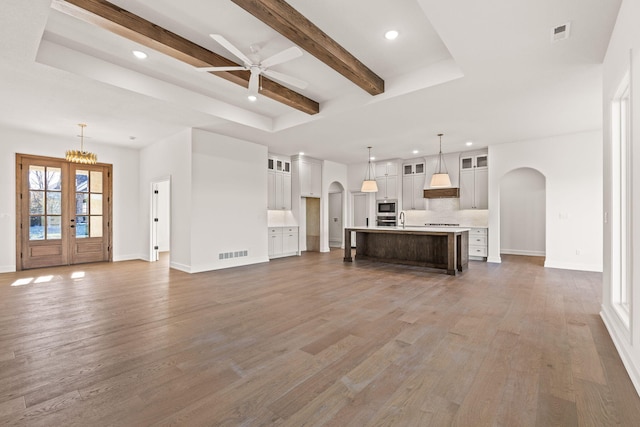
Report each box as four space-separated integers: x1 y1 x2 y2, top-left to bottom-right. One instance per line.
50 0 320 115
231 0 384 96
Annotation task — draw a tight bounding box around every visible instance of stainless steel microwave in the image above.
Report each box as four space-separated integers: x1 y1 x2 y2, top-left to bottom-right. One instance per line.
377 200 397 215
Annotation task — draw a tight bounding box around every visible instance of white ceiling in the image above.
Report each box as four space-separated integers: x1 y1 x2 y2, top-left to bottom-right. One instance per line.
0 0 621 164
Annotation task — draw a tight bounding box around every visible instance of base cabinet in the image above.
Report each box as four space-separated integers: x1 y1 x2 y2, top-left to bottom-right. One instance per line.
269 226 299 258
469 227 488 260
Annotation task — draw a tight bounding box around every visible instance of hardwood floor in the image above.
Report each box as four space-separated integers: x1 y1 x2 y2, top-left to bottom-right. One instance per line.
0 251 639 426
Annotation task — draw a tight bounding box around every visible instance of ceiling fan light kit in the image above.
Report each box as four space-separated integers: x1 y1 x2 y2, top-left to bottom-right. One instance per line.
198 34 308 99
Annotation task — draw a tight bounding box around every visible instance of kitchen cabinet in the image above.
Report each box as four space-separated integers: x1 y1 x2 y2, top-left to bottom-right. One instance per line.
468 227 488 260
268 226 299 258
299 159 322 197
459 150 488 209
375 161 398 200
402 160 426 210
267 155 292 210
375 162 398 178
375 175 397 200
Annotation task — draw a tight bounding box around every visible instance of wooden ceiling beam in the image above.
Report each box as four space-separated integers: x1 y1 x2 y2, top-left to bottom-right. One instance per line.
231 0 385 96
50 0 320 115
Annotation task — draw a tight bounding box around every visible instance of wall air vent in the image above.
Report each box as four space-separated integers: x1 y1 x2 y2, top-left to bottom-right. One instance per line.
551 22 571 42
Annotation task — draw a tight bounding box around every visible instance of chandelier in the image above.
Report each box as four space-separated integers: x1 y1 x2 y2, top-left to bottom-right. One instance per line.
66 123 97 164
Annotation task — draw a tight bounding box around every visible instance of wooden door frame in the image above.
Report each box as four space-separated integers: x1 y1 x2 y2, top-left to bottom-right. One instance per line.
15 153 113 271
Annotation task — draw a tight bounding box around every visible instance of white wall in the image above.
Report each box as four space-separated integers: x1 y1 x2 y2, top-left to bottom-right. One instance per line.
321 160 348 252
190 129 268 272
500 168 546 256
601 0 640 397
139 129 192 270
488 130 603 272
0 126 141 272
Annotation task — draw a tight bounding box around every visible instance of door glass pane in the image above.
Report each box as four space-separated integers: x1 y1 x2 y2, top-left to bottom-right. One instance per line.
90 171 103 193
76 170 89 192
76 194 89 214
76 216 89 238
47 216 62 239
29 216 45 240
47 167 62 190
47 192 62 215
90 194 102 215
30 191 45 214
29 166 45 190
90 216 103 238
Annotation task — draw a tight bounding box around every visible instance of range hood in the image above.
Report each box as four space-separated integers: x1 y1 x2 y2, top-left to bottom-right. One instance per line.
423 188 460 198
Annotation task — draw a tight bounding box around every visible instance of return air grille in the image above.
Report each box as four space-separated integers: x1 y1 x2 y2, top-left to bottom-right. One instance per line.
551 22 571 42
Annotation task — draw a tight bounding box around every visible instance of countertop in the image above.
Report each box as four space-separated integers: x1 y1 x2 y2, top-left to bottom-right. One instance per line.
347 226 471 233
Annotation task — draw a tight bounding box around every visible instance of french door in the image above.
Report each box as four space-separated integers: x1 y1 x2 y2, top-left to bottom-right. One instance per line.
16 154 112 270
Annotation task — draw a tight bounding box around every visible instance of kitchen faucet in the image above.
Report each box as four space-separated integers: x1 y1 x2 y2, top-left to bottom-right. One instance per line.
399 211 405 229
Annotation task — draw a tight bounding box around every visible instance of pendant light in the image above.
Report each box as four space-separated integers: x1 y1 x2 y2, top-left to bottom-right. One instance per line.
430 133 451 188
65 123 97 164
361 146 378 192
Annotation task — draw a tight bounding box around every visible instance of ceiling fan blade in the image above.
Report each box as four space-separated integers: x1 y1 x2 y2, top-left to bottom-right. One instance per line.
260 46 303 68
196 66 247 72
248 67 260 94
209 34 252 66
262 69 308 89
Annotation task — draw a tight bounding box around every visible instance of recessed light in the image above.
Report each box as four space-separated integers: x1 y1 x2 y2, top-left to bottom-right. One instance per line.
248 94 257 102
132 50 148 59
466 141 473 146
385 30 399 40
370 156 376 161
412 150 419 154
299 152 305 156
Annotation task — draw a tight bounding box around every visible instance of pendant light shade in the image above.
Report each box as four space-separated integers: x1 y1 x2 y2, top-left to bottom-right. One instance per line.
66 123 97 164
361 146 378 192
430 133 451 188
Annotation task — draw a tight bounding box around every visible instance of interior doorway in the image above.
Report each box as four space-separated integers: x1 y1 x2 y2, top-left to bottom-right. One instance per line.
15 153 113 270
150 177 171 262
351 193 368 247
499 167 546 258
305 197 320 252
328 182 344 248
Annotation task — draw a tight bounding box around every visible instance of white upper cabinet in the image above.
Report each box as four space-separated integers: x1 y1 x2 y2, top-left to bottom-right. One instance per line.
298 157 322 198
267 154 292 210
459 149 488 209
402 158 426 209
375 160 399 200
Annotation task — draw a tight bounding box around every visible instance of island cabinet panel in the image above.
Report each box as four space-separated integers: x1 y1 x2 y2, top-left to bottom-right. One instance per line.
344 227 469 275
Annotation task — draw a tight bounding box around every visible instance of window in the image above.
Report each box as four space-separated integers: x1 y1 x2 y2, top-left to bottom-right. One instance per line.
611 72 631 328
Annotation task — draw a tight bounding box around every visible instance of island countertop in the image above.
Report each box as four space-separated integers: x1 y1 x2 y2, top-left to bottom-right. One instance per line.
344 226 469 275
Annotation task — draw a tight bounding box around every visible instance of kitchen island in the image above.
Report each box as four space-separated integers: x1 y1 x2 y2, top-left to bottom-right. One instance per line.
344 227 469 275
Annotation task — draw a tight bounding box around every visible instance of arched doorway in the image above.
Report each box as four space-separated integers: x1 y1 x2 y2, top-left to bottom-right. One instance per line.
500 168 546 258
328 181 345 248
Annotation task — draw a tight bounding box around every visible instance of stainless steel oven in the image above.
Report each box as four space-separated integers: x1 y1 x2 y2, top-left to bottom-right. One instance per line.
377 216 397 227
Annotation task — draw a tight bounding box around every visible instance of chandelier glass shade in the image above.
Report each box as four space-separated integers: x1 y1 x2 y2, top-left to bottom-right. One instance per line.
66 123 97 164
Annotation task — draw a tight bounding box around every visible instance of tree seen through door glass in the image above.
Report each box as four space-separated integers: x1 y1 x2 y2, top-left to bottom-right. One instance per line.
75 170 102 238
28 165 62 240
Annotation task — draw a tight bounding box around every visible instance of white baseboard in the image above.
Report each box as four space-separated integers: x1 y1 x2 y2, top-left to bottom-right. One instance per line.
487 256 502 263
543 259 603 272
170 261 192 273
189 255 270 274
0 265 16 273
500 249 545 257
113 254 143 262
600 306 640 398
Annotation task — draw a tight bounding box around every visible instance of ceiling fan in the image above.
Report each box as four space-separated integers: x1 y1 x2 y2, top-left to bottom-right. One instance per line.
198 34 308 100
